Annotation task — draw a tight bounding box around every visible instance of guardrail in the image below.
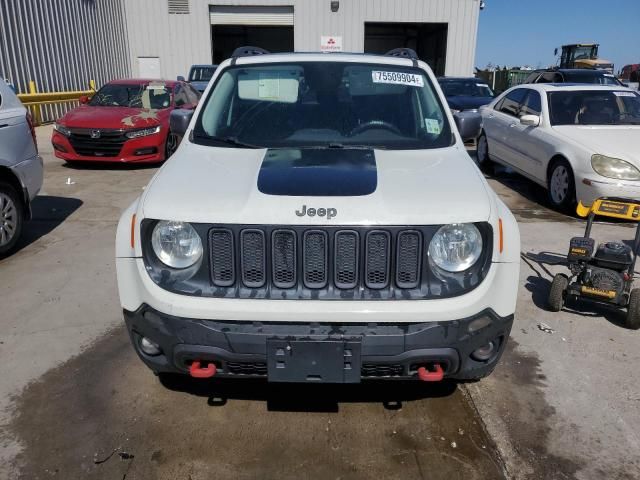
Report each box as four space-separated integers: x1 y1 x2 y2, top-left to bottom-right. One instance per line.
17 80 96 125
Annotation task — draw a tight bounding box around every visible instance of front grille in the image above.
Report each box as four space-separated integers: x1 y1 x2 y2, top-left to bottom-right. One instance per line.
361 364 404 378
68 128 126 157
141 223 493 300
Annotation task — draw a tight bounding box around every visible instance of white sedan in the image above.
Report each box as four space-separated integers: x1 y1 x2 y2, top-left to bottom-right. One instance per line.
477 84 640 211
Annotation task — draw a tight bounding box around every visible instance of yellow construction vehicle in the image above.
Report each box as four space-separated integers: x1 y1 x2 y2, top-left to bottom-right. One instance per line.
556 44 614 73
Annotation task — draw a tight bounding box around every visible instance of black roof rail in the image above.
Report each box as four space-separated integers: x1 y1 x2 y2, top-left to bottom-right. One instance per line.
385 48 418 60
231 46 271 58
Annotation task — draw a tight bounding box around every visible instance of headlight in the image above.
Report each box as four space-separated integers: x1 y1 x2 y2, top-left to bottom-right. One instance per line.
591 154 640 180
54 123 70 137
428 223 483 273
151 221 203 269
126 125 161 139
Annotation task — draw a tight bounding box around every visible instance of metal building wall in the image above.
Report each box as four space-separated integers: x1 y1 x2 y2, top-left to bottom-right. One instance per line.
0 0 131 122
124 0 480 81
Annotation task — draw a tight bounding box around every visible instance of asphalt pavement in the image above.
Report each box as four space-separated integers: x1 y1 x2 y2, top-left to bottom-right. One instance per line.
0 126 638 479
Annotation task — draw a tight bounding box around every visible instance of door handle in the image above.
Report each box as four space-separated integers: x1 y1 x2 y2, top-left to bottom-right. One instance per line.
0 124 9 129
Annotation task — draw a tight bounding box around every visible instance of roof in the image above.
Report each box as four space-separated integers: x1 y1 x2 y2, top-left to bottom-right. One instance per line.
108 78 179 87
189 64 218 69
525 83 635 92
437 77 478 82
229 52 419 68
533 68 613 75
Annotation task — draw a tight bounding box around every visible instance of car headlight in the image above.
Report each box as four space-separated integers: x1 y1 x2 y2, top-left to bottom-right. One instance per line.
428 223 483 272
54 123 70 137
591 154 640 180
151 221 203 269
126 125 161 139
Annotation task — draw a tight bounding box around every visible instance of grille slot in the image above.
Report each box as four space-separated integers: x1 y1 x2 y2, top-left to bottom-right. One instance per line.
209 229 235 286
226 362 267 376
272 230 297 288
240 229 266 288
303 230 328 289
361 364 404 378
396 231 422 289
334 230 359 289
365 231 391 289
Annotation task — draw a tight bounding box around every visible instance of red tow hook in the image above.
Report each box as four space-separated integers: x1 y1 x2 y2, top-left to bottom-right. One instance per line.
189 361 217 378
417 364 444 382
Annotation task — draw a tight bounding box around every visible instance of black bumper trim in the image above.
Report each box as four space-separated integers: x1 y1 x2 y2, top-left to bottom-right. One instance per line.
124 305 513 382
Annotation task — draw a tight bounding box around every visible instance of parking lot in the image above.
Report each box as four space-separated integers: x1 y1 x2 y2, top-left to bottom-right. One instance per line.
1 126 639 480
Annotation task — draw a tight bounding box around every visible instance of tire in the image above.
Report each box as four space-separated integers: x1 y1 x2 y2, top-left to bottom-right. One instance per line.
476 131 494 172
547 159 576 213
625 288 640 330
165 133 180 160
548 273 569 312
0 181 24 256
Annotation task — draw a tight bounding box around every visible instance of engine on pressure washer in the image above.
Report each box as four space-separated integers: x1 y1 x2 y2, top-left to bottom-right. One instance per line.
568 238 633 294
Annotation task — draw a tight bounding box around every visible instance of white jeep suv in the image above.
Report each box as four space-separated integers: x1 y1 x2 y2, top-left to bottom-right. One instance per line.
116 48 520 383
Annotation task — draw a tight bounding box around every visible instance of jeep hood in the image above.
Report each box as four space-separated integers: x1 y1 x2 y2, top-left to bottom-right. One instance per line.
141 143 492 225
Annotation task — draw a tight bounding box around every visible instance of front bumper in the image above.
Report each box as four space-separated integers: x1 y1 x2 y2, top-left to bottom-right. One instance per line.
125 304 513 382
51 131 166 164
577 176 640 206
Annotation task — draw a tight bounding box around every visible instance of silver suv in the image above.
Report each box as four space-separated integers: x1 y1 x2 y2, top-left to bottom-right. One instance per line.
0 79 43 255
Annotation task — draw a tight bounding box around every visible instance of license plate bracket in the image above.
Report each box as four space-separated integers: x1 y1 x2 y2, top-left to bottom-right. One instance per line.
266 339 362 383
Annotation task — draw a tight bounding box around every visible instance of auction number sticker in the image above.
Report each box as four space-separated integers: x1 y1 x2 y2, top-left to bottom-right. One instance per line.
372 71 424 87
614 91 638 97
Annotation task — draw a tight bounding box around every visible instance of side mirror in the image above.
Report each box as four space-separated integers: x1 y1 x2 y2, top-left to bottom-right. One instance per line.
177 75 186 82
520 114 540 127
170 109 194 137
79 95 90 104
453 111 482 142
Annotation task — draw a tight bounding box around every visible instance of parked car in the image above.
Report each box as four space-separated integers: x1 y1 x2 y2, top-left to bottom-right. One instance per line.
182 64 218 93
438 76 495 112
51 79 200 164
0 79 43 255
116 48 520 385
523 68 624 86
477 84 640 211
620 64 640 82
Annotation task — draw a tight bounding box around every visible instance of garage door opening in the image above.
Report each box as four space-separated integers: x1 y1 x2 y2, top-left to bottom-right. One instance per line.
210 5 294 64
364 23 448 76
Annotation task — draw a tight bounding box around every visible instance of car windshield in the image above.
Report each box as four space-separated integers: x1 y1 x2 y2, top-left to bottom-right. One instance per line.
193 61 453 150
89 83 172 109
563 72 620 85
548 90 640 126
440 79 493 98
189 66 217 82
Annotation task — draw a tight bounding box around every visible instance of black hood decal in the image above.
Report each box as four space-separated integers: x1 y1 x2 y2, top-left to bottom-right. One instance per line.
257 148 377 196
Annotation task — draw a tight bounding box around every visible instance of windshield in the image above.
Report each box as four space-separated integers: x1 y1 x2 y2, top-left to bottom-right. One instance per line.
563 72 620 85
89 83 172 109
440 80 493 98
548 90 640 126
193 62 453 150
572 46 597 60
189 66 217 82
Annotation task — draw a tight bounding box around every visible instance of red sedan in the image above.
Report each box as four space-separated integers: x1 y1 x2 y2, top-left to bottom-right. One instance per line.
51 79 200 164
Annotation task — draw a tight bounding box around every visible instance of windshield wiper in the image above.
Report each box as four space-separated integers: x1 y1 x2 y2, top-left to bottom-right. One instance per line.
196 135 262 149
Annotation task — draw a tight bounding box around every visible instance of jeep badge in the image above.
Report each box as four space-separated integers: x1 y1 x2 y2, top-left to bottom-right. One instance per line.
295 205 337 220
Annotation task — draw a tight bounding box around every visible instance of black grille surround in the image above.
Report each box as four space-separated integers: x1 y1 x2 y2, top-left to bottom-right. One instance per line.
68 128 127 157
141 222 493 301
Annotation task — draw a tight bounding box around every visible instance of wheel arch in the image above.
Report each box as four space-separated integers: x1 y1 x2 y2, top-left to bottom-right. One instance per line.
545 153 573 186
0 166 29 218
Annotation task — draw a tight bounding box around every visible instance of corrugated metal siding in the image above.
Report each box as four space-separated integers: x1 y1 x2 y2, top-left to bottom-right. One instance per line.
0 0 131 122
124 0 480 80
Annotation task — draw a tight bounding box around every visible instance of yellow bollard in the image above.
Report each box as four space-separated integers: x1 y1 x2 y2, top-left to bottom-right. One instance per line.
89 79 96 92
28 81 42 125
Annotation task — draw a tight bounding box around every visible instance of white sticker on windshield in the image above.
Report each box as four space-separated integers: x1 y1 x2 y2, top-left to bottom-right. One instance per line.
425 118 441 134
614 91 638 97
477 83 489 87
372 71 424 87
